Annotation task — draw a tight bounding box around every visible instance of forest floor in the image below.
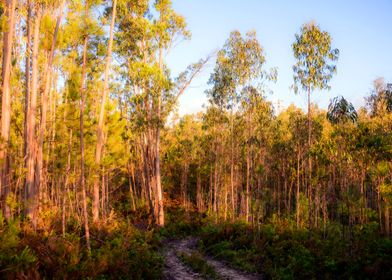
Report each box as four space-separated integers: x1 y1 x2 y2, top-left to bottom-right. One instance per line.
162 236 263 280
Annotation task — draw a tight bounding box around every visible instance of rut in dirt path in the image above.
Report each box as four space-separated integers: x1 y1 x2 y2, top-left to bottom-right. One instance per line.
163 238 203 280
162 236 262 280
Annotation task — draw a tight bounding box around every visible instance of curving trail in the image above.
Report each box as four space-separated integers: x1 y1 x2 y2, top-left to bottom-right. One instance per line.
163 238 203 280
162 237 262 280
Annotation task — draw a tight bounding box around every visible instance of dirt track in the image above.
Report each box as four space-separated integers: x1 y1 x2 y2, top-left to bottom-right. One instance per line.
162 237 262 280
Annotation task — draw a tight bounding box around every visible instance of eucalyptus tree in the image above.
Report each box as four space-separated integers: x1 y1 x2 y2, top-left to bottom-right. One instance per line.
239 86 274 221
364 78 392 235
0 0 17 220
276 105 308 227
292 21 339 135
35 0 66 220
292 21 338 226
116 0 207 226
60 0 104 251
207 30 275 220
25 0 43 226
93 0 117 223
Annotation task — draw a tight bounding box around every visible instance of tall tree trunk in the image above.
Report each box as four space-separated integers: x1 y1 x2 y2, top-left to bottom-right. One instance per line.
0 0 17 221
307 88 313 228
196 168 201 211
35 0 65 208
93 0 117 223
154 11 165 227
25 9 41 228
128 163 136 211
246 147 250 222
141 134 154 216
24 0 32 159
296 147 301 228
245 111 251 222
385 201 390 237
230 111 235 219
155 81 164 226
213 154 218 214
80 34 91 253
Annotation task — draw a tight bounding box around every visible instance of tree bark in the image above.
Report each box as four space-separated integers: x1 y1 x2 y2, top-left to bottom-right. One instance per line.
24 0 31 160
25 8 41 228
296 147 301 228
307 87 313 228
0 0 17 221
80 33 91 253
93 0 117 223
230 111 235 219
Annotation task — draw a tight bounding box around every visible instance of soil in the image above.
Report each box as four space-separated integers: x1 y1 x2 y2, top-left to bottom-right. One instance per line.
162 236 262 280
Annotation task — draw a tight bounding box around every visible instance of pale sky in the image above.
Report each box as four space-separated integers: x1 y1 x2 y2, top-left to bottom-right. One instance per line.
165 0 392 116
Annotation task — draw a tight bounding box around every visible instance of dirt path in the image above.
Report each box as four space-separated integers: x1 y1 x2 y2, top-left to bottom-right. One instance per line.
162 238 203 280
162 237 262 280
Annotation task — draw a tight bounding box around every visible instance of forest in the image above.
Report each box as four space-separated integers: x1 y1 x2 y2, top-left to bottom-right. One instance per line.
0 0 391 279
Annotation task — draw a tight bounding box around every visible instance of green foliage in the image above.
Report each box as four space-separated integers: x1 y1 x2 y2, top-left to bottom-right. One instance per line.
179 251 220 279
327 96 358 124
292 21 339 93
0 216 163 279
158 207 206 238
0 220 38 278
207 30 274 110
199 222 261 273
199 221 392 280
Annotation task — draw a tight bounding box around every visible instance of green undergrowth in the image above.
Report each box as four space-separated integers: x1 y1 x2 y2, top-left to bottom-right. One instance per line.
179 250 220 279
198 220 392 280
158 207 208 238
198 222 261 273
0 213 162 279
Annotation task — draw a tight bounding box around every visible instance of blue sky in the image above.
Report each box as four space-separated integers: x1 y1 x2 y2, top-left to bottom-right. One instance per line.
165 0 392 115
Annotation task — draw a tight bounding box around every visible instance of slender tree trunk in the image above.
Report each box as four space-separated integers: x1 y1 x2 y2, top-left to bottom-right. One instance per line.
35 0 65 208
0 0 17 221
24 0 31 160
213 155 218 214
129 163 136 211
385 201 390 236
80 33 91 253
307 88 313 228
246 148 250 222
155 91 164 226
378 182 382 232
196 168 201 211
245 111 251 222
209 166 213 212
141 134 154 216
63 129 72 237
296 147 301 228
25 9 41 228
93 0 117 223
230 111 235 219
288 178 293 215
154 13 165 227
323 184 327 235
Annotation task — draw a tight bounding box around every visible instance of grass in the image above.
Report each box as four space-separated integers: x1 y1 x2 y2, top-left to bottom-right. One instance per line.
198 220 392 280
179 250 220 279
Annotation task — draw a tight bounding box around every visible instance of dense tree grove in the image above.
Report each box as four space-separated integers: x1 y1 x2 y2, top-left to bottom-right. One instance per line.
0 0 390 279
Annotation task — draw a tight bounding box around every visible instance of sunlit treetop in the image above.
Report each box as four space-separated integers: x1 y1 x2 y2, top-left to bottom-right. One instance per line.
154 0 190 49
292 21 339 93
207 30 275 110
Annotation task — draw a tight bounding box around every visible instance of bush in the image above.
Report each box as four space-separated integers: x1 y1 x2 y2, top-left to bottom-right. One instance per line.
199 220 392 279
0 215 163 279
